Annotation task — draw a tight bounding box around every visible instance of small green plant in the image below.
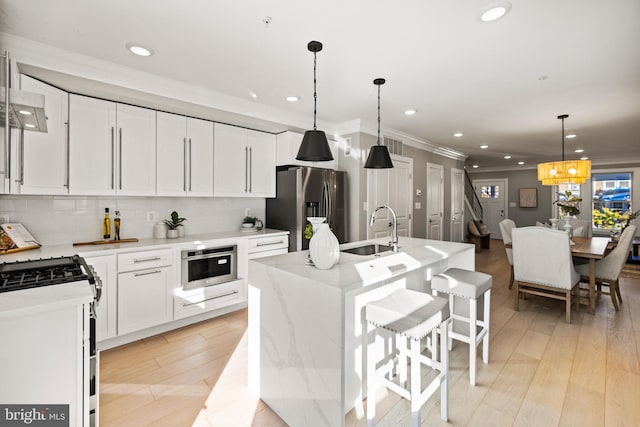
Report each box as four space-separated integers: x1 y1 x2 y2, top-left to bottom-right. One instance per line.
164 211 186 229
554 190 582 217
304 223 314 240
242 216 257 225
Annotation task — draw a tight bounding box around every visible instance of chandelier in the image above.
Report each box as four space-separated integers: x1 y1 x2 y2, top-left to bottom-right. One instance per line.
537 114 591 185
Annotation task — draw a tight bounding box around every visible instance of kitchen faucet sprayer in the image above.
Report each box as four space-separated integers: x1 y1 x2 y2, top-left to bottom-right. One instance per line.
370 204 399 252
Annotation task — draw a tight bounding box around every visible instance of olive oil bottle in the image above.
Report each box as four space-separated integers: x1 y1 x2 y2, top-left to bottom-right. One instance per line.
103 208 111 239
114 210 121 241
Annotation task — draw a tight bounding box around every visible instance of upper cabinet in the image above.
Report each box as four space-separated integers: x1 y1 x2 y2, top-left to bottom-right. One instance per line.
17 76 69 195
213 123 276 197
157 112 213 197
275 131 339 170
69 95 156 196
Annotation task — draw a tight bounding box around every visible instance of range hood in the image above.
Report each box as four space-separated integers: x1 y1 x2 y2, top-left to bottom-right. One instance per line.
0 86 48 133
1 51 48 133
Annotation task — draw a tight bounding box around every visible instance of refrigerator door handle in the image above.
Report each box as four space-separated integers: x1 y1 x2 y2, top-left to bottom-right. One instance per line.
323 179 331 225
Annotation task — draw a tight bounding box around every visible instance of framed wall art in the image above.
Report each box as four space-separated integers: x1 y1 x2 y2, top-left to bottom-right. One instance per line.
519 187 537 208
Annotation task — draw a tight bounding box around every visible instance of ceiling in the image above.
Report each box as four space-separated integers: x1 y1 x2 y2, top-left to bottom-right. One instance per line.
1 0 639 170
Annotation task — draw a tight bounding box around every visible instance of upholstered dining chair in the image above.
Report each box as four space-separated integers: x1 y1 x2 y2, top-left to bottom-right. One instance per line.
574 225 637 311
512 227 580 323
560 218 590 237
498 219 516 289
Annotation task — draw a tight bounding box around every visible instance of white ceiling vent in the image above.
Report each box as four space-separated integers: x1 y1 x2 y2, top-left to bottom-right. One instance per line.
383 136 403 156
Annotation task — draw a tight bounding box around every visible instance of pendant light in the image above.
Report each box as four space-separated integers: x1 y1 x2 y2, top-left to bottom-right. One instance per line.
296 41 333 162
364 78 393 169
537 114 591 185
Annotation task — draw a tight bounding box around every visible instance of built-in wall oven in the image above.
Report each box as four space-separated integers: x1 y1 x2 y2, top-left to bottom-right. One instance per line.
181 245 237 290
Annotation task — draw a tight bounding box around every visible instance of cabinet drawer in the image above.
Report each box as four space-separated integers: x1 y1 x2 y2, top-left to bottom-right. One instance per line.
248 235 288 254
174 280 243 320
117 248 173 273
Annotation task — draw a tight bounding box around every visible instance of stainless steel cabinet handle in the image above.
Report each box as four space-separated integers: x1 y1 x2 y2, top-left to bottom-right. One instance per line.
244 146 249 192
248 146 252 192
118 128 123 190
133 256 161 263
110 127 115 189
133 270 161 277
182 291 238 307
188 138 192 191
15 129 24 184
256 240 285 247
64 120 70 188
183 137 187 191
2 51 9 177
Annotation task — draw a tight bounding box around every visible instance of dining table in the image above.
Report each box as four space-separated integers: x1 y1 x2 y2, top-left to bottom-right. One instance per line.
570 236 611 314
506 235 611 314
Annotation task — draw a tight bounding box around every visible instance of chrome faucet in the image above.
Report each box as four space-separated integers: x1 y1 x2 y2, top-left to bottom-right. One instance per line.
370 204 399 252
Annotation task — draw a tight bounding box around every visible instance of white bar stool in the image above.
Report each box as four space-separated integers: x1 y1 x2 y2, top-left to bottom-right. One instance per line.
365 288 450 427
431 268 492 386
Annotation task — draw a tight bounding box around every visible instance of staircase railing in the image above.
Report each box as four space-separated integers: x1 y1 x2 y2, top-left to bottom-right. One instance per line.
464 169 483 221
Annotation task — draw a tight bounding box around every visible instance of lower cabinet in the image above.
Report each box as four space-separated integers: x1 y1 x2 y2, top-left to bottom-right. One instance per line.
81 253 117 342
117 249 175 335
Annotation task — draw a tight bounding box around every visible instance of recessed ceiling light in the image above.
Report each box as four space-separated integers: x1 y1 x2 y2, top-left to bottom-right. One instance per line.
504 155 511 159
404 109 417 116
286 96 300 102
580 156 589 160
480 144 489 149
24 124 36 128
472 165 479 168
480 1 512 22
18 110 32 115
517 161 525 165
126 43 154 57
574 148 584 153
566 133 577 139
454 132 464 137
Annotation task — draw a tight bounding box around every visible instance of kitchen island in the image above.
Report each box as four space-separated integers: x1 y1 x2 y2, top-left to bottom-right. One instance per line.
248 236 475 427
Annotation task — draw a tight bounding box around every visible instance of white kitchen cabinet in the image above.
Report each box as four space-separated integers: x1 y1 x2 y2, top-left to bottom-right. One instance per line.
247 233 289 259
117 249 174 335
275 130 339 170
213 123 276 197
17 75 69 195
81 253 117 342
157 112 213 197
69 94 156 195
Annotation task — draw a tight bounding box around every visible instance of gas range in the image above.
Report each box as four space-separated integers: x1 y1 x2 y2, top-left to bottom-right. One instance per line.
0 255 97 293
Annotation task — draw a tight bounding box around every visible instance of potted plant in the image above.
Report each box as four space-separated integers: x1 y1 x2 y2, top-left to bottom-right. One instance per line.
554 191 581 217
164 211 186 238
242 216 257 228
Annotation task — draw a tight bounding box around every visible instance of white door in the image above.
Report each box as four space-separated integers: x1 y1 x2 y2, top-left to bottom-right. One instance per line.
186 117 214 197
473 178 508 236
116 104 156 196
426 163 443 240
156 112 187 196
367 155 413 239
247 129 276 197
213 123 247 196
69 95 117 195
450 168 465 242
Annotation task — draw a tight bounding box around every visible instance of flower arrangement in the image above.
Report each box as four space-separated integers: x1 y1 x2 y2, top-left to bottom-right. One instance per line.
592 208 640 229
554 190 582 217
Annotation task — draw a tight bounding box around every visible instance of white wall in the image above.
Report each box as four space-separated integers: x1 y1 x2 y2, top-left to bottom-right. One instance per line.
0 196 265 246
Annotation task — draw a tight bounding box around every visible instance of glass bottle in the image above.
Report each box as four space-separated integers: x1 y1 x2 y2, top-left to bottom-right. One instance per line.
114 210 121 241
103 208 111 239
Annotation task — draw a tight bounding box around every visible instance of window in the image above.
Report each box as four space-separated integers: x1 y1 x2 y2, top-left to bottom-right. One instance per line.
480 185 499 199
592 172 633 230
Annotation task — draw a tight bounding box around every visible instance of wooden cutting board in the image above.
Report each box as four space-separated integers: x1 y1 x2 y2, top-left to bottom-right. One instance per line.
73 238 139 246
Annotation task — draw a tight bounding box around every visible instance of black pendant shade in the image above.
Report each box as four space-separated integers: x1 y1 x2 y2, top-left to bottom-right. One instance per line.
364 78 393 169
296 40 333 162
297 129 333 161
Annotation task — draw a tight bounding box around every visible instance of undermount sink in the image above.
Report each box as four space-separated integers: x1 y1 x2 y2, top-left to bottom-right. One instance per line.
341 243 393 256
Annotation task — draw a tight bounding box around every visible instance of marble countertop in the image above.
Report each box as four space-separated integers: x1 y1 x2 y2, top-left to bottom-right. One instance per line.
0 280 94 317
251 236 474 293
0 228 289 262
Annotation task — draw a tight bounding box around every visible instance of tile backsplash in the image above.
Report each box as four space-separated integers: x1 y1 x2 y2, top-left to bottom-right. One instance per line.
0 195 266 246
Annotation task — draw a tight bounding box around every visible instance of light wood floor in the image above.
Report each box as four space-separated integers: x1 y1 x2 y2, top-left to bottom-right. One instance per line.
99 240 640 426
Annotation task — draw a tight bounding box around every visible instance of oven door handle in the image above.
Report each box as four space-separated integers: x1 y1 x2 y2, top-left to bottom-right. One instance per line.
183 252 235 262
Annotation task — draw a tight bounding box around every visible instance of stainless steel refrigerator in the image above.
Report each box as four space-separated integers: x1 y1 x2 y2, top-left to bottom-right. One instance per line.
266 166 348 251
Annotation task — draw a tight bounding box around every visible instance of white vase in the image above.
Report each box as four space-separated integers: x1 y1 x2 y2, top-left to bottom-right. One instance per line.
309 223 340 270
178 226 185 237
549 218 559 230
307 217 327 234
167 229 179 239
